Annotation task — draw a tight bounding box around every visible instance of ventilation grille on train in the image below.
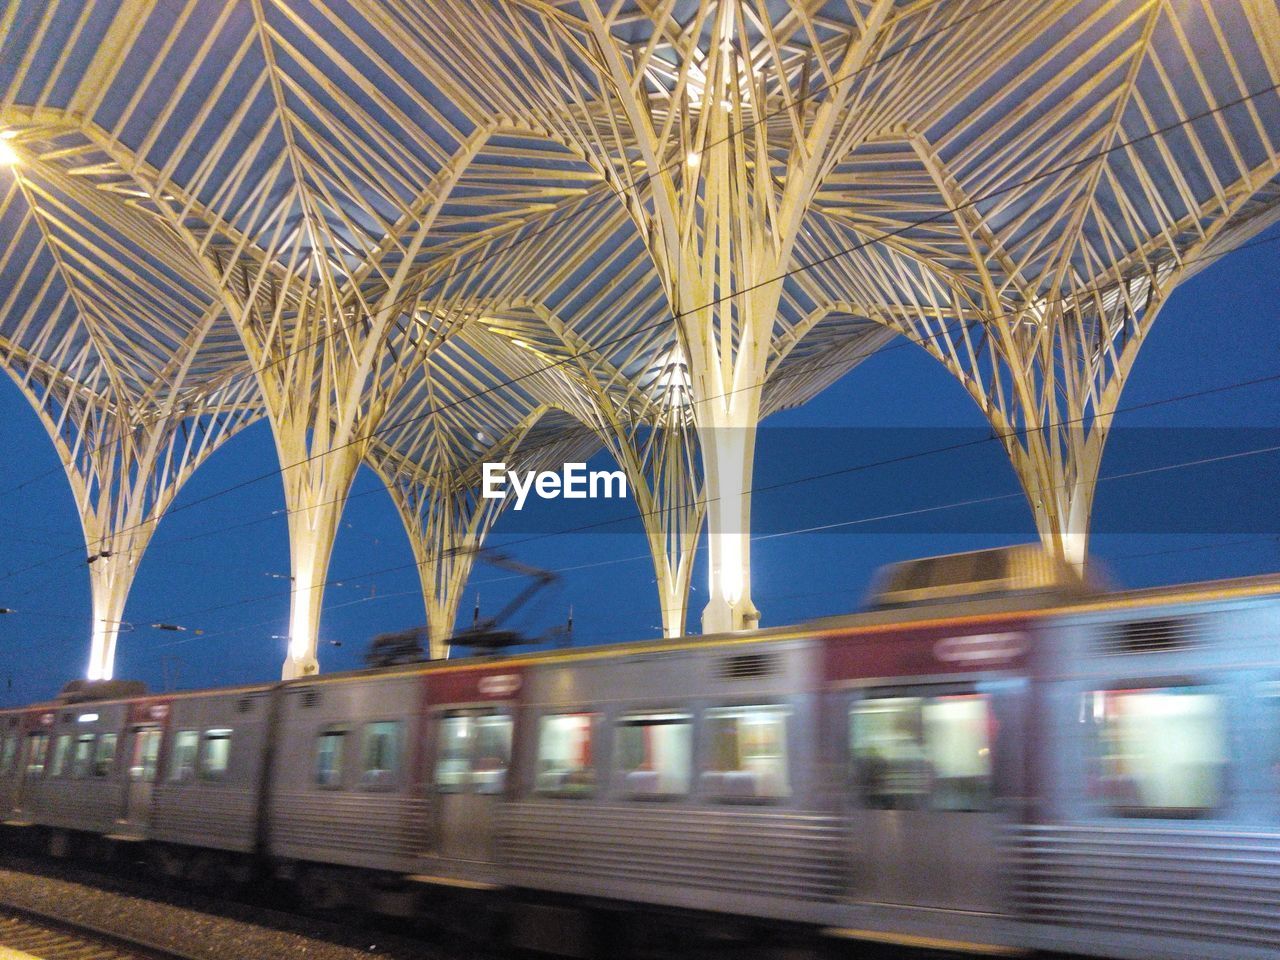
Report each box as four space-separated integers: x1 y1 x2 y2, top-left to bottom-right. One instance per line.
1094 617 1202 655
718 653 778 680
295 687 321 708
235 696 256 714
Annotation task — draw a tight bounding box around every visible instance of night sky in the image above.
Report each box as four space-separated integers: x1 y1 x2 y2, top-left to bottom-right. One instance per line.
1 223 1278 706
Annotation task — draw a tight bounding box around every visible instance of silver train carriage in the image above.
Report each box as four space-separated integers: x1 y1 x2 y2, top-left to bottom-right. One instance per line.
2 556 1278 960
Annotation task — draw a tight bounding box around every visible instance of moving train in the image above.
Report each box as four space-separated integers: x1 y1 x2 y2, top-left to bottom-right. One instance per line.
2 545 1279 960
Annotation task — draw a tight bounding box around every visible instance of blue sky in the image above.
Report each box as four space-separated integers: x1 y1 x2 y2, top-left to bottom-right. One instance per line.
1 224 1278 706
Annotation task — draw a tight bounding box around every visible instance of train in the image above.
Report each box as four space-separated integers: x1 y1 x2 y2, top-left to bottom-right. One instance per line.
2 545 1279 960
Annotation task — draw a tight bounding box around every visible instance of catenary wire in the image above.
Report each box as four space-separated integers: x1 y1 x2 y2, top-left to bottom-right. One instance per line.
1 80 1277 613
0 0 1026 499
133 391 1280 632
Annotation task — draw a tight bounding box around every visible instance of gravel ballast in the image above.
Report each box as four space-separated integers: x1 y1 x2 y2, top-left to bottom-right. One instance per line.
0 864 442 960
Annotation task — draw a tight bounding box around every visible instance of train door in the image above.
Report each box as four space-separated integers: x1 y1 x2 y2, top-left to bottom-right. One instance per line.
11 726 52 820
847 682 1017 912
120 725 162 832
0 727 20 818
431 707 513 862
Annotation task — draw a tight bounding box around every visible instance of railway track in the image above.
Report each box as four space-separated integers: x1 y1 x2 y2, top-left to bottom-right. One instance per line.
0 855 463 960
0 907 197 960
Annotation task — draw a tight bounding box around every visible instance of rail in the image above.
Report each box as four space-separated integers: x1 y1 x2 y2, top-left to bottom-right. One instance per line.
0 905 201 960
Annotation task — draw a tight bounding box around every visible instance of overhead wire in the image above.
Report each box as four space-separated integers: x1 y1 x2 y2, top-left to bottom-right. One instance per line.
0 0 1028 500
3 78 1277 595
127 433 1280 650
5 211 1279 610
130 378 1280 635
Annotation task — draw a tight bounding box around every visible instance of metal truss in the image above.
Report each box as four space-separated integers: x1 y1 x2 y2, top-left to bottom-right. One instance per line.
426 0 1280 615
0 0 1278 678
0 148 260 680
370 405 598 660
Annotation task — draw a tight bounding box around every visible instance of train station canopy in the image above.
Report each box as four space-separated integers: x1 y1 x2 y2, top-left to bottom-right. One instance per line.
1 0 1278 675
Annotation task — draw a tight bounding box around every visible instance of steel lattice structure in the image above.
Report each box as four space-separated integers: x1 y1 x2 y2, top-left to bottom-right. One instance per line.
0 0 1278 680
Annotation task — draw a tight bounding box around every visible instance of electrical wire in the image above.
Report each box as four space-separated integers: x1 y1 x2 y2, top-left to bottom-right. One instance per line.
0 0 1028 500
0 73 1277 641
126 435 1280 651
2 39 1273 557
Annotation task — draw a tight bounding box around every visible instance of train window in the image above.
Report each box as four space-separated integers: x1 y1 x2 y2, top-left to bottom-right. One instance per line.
200 729 232 781
850 694 994 812
434 712 513 795
72 733 96 779
130 728 162 782
535 713 597 797
0 736 13 775
361 721 401 789
25 732 49 777
1085 686 1226 817
615 714 692 798
49 734 72 778
315 729 345 788
473 714 513 794
93 734 117 778
168 730 198 782
435 714 471 792
702 705 790 801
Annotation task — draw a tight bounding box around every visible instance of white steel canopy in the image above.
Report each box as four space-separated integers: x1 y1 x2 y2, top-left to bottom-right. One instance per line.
0 0 1278 678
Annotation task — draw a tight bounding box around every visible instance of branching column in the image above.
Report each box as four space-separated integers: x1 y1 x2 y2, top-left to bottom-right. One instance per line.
380 471 502 660
0 367 257 679
374 403 599 657
800 153 1280 570
0 144 260 681
576 0 892 632
461 308 706 638
160 142 485 678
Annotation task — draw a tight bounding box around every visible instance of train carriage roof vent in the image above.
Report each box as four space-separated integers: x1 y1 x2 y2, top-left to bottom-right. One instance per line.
869 544 1092 608
1095 617 1203 655
718 652 778 681
294 687 321 708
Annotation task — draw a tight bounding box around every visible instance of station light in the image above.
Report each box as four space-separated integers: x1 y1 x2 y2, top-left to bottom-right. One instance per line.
0 136 18 166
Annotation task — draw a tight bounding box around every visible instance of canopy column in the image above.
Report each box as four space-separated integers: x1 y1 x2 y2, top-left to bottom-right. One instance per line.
278 447 362 678
373 402 598 660
387 482 496 662
561 0 895 632
456 307 707 639
83 529 149 681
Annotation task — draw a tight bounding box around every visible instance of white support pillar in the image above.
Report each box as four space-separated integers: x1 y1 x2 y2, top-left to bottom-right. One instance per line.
697 409 761 634
561 0 892 635
277 439 363 679
85 544 144 681
1015 442 1100 576
373 436 519 664
280 503 342 679
422 550 476 661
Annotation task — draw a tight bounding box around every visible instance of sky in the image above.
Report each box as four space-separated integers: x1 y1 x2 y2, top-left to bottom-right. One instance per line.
1 224 1278 706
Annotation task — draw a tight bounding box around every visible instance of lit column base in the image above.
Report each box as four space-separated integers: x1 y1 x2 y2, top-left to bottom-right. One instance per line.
281 655 319 680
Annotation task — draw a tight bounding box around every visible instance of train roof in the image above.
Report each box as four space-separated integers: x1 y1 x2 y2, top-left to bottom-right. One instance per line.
3 570 1279 715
